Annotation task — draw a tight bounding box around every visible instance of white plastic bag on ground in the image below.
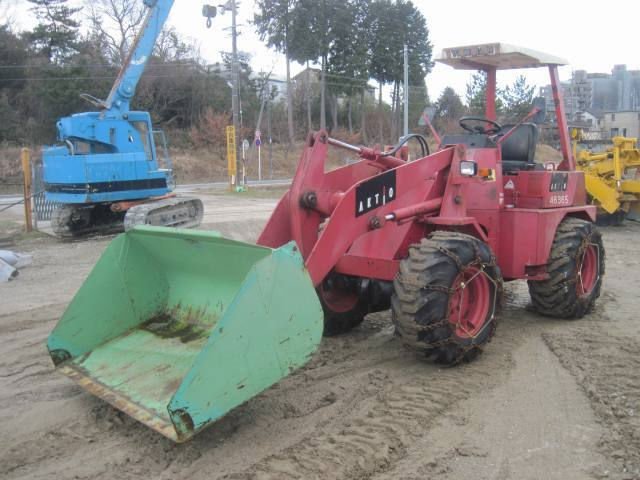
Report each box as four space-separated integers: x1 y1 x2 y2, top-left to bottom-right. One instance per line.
0 250 33 269
0 258 18 282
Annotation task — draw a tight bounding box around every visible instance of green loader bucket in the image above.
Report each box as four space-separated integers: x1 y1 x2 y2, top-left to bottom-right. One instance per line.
47 226 323 442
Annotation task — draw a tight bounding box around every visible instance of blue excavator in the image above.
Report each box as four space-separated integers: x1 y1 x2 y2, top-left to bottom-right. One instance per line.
43 0 204 238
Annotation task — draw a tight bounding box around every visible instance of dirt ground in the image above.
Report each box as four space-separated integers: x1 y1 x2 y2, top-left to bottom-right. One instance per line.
1 192 639 480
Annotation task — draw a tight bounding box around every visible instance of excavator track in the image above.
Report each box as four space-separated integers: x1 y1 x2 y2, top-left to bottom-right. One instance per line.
51 204 125 239
51 197 203 238
124 197 204 231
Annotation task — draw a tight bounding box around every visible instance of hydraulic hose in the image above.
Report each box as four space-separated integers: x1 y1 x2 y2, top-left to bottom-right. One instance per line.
381 133 430 158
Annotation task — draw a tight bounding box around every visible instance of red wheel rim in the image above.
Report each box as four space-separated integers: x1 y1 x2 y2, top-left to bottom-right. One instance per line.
319 281 359 313
448 266 492 339
577 244 598 296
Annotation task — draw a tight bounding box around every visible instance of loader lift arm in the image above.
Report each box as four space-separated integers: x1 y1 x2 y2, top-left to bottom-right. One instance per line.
258 133 465 286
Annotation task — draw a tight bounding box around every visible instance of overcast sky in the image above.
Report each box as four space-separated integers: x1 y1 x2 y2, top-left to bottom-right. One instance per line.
4 0 639 101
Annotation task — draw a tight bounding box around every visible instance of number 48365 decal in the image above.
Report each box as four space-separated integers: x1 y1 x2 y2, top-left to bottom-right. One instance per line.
549 194 570 205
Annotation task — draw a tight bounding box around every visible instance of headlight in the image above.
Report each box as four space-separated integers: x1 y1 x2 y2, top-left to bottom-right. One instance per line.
460 160 477 176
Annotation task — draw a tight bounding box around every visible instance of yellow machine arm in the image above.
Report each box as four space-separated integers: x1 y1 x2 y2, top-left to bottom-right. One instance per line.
574 133 640 218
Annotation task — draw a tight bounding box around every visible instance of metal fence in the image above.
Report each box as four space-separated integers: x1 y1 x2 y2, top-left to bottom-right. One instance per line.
32 163 59 223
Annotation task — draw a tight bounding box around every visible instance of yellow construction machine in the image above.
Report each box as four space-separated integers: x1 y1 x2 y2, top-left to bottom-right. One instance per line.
573 130 640 224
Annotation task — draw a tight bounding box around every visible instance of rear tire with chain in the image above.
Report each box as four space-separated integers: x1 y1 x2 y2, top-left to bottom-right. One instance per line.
528 217 604 318
392 231 503 365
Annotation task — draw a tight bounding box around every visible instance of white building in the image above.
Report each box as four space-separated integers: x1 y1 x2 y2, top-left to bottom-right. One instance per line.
601 111 640 138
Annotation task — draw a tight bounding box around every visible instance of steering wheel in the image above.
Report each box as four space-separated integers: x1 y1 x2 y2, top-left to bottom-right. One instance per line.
459 116 503 135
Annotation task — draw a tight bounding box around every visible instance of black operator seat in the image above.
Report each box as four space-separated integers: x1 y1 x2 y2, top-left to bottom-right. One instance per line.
498 123 541 173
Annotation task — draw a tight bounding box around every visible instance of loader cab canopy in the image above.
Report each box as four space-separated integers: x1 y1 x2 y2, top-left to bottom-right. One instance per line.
436 43 567 70
436 43 575 171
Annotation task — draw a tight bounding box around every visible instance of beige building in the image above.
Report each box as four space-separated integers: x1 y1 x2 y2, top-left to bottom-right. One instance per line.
601 111 640 138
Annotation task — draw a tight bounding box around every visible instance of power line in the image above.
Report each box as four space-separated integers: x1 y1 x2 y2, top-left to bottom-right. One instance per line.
0 75 427 91
0 61 204 70
0 61 430 98
0 74 392 90
0 73 208 82
0 62 420 87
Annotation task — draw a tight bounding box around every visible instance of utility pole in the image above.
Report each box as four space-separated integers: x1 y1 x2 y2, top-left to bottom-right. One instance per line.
403 43 409 139
203 1 241 188
230 0 240 187
268 97 273 178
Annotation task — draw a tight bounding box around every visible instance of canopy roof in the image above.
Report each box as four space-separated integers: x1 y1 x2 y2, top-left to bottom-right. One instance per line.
437 43 568 70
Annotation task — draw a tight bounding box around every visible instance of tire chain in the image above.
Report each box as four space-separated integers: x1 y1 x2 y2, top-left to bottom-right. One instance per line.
396 233 501 365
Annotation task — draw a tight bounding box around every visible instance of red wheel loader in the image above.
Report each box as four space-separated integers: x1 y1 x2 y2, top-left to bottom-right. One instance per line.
47 43 605 442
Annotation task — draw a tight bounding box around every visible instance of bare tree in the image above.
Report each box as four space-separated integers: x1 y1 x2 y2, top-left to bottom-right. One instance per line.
85 0 146 64
154 26 196 62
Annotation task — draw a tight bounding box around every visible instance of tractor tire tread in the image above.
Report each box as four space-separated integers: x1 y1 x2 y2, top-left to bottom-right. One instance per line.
527 217 604 319
392 232 503 365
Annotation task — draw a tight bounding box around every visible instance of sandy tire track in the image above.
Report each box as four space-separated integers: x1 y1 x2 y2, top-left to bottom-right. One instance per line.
1 207 639 480
543 328 640 480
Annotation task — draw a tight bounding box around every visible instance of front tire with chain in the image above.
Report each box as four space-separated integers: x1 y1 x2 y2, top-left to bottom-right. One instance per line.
392 232 503 365
318 275 369 336
528 217 604 318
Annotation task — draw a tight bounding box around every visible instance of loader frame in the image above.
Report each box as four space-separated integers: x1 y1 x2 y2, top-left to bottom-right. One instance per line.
259 44 597 286
258 122 594 285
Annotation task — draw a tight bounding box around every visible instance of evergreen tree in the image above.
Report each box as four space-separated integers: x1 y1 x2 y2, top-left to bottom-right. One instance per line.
464 71 506 117
288 0 342 130
502 75 535 121
0 25 29 142
368 0 396 141
394 0 433 83
254 0 297 142
26 0 81 63
465 71 488 116
0 25 27 91
326 0 370 133
369 0 432 141
433 86 465 131
407 82 429 131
